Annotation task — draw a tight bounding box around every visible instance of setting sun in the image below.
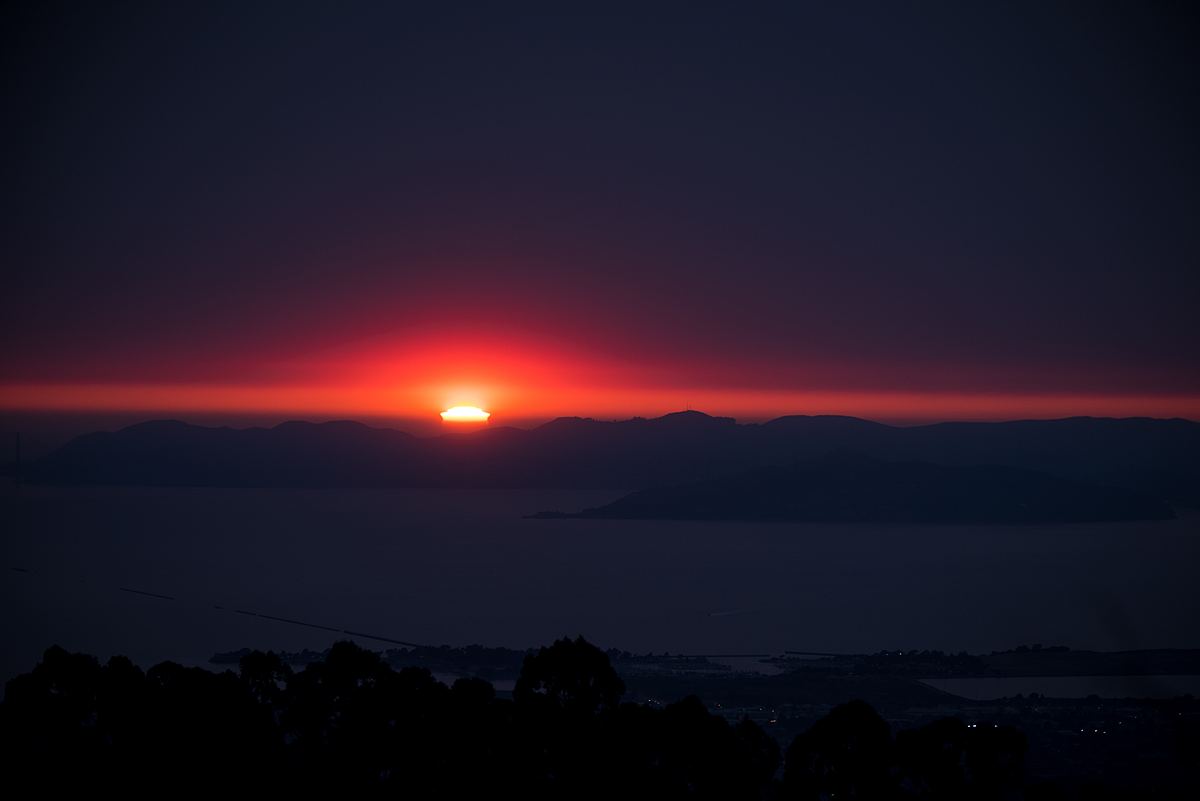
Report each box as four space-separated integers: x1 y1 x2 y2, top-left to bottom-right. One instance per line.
440 405 491 423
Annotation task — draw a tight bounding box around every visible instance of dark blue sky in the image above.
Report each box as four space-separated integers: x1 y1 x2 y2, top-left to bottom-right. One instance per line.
2 1 1198 422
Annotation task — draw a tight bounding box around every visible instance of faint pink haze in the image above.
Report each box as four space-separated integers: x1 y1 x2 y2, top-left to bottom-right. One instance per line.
2 323 1197 423
2 381 1197 424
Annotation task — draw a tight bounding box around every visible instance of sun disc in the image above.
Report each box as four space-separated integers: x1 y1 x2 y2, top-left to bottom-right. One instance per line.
440 405 491 423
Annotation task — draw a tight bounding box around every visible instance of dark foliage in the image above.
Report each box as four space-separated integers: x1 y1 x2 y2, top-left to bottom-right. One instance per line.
2 637 1041 798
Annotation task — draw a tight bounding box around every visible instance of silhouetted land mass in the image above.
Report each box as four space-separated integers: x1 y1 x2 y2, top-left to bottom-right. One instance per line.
980 646 1200 678
531 454 1174 523
20 412 1200 507
767 646 1200 679
275 642 1200 678
208 642 1200 713
213 642 536 680
5 639 1197 798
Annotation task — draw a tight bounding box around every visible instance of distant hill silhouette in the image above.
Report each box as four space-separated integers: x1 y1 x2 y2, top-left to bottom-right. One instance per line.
24 411 1200 507
529 454 1175 523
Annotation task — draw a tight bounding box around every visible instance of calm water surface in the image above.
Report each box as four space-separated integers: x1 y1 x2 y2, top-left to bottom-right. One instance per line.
4 486 1198 684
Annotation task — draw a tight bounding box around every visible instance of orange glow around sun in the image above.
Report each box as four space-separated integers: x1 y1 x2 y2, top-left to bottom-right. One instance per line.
2 331 1199 425
1 382 1199 425
440 405 491 423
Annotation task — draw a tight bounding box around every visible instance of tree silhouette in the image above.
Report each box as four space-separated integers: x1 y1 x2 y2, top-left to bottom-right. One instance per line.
238 649 292 705
513 635 625 716
1 640 1059 798
782 699 892 800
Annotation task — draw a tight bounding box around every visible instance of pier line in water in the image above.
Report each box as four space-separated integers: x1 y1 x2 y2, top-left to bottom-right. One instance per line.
10 564 789 658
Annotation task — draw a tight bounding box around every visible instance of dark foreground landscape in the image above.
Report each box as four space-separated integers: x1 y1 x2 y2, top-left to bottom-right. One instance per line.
6 638 1197 799
6 417 1198 798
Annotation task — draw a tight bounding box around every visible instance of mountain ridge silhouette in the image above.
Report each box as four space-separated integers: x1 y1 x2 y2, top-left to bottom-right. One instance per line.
22 411 1200 507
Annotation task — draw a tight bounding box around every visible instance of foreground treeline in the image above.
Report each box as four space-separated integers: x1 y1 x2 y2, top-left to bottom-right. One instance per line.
2 637 1032 799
